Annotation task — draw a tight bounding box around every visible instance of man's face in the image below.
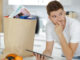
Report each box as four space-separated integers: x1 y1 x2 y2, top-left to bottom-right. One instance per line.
49 9 66 26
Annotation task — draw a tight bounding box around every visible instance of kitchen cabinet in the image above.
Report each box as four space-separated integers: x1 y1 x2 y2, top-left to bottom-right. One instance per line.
33 34 46 53
33 39 46 53
0 0 2 32
8 0 72 6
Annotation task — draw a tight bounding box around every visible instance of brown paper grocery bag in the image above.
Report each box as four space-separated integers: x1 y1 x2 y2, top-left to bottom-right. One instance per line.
1 17 36 59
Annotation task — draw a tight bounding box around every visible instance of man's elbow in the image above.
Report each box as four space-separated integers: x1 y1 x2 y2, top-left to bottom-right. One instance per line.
66 57 72 60
66 54 74 60
66 54 73 60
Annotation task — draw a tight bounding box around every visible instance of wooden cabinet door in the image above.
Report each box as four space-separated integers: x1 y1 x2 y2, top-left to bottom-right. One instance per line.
0 0 2 32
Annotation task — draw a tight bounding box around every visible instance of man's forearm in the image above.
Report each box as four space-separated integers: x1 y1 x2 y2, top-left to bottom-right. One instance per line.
58 33 73 60
44 41 54 56
43 49 53 56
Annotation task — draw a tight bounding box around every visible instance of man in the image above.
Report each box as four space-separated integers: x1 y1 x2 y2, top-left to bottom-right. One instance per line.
35 1 80 60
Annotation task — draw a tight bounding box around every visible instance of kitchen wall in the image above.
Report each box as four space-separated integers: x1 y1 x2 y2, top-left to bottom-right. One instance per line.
3 0 80 19
1 0 80 54
3 0 80 24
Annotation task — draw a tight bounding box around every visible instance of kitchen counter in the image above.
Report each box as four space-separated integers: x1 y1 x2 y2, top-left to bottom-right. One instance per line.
0 55 79 60
23 56 78 60
23 56 66 60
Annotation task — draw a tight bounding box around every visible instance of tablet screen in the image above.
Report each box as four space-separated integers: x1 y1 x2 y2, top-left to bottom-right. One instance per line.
26 49 53 59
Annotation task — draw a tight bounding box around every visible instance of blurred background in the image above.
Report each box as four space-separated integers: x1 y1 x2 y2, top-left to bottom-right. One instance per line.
0 0 80 57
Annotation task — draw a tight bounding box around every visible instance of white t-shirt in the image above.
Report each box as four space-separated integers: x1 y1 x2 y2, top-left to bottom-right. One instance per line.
46 16 80 56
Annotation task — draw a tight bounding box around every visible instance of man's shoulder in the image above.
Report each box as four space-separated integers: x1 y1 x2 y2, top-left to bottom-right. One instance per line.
46 20 54 26
66 16 80 31
46 20 55 31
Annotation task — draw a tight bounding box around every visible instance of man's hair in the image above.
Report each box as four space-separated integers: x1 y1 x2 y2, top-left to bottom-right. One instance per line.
46 1 64 15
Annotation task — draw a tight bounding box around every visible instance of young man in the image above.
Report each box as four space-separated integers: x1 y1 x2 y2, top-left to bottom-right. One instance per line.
35 1 80 60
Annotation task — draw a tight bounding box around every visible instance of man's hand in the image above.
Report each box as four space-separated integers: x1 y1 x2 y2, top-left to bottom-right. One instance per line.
33 50 51 60
55 22 63 35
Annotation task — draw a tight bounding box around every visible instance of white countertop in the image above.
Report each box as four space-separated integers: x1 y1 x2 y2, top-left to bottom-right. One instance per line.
23 56 66 60
0 55 79 60
23 56 79 60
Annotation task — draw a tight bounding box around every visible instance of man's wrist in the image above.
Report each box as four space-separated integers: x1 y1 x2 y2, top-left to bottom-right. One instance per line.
57 32 63 36
43 50 52 56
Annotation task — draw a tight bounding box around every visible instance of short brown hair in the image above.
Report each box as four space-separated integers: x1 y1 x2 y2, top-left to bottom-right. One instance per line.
46 1 64 15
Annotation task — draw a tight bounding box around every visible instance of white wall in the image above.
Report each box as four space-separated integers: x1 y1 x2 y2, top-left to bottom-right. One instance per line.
3 0 80 20
3 0 8 16
64 0 80 20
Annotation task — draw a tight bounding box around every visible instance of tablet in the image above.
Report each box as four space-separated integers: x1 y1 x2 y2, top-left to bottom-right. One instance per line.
26 49 53 59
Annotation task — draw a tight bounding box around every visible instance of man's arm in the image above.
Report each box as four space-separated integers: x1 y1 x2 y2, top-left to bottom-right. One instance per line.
55 24 79 60
35 41 54 60
58 33 78 60
43 41 54 56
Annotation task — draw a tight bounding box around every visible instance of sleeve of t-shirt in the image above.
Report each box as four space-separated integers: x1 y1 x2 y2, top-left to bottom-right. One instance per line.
46 22 57 41
70 21 80 43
